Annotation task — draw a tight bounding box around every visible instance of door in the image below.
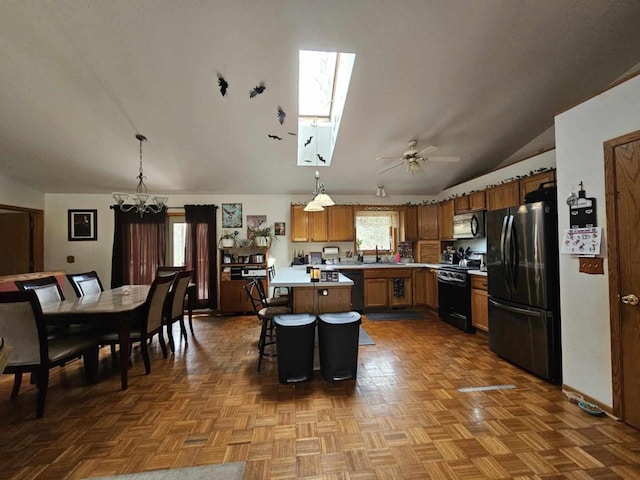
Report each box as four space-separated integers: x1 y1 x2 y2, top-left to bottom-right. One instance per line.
0 211 31 275
510 202 557 310
605 132 640 428
486 208 510 299
488 297 559 383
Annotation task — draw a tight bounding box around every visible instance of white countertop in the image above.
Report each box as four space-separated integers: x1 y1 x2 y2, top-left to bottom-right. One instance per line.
271 267 354 287
291 262 488 275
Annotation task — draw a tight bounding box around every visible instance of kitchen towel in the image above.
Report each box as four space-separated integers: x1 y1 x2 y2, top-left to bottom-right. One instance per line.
392 278 405 298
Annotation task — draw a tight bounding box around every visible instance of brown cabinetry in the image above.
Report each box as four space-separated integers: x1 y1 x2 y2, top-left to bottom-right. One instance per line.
455 191 486 213
327 205 354 241
417 204 439 240
471 275 488 332
438 200 455 240
416 240 440 264
364 268 413 309
290 205 328 242
219 247 269 314
403 205 418 242
519 170 555 204
292 286 352 314
485 180 520 211
413 267 438 309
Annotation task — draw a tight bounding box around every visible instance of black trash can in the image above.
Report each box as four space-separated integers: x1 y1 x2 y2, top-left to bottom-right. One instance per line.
318 311 362 382
274 313 316 385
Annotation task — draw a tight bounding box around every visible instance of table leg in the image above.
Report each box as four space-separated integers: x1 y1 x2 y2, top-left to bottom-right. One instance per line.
118 318 131 390
187 285 194 334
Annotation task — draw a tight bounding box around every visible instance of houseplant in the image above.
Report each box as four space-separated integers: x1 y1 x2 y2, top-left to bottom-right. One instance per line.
219 230 238 248
249 225 275 247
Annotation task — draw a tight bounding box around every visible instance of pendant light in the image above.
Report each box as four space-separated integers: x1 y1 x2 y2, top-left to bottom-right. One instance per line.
304 119 334 211
112 134 167 217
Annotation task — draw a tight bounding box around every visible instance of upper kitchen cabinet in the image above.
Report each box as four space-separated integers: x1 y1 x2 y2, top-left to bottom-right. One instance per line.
327 205 355 241
438 200 455 240
290 205 328 242
485 180 520 211
519 170 555 203
403 205 418 242
455 191 486 213
417 204 439 240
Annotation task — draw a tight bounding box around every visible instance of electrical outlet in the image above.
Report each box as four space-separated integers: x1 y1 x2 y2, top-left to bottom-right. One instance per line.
579 257 603 274
317 289 329 296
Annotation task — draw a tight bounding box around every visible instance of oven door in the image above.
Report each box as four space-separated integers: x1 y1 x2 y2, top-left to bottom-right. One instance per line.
437 271 474 333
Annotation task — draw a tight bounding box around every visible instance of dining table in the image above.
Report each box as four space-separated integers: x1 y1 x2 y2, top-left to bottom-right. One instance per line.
41 285 150 390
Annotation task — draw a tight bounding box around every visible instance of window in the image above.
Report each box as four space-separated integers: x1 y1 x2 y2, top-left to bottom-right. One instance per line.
167 215 187 267
355 210 399 253
299 50 337 118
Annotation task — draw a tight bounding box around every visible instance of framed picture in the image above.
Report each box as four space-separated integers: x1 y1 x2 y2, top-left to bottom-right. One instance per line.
246 215 267 239
68 210 97 241
222 203 242 228
274 222 286 236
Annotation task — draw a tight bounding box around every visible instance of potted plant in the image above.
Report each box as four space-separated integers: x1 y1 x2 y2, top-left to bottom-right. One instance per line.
249 225 275 247
219 230 238 248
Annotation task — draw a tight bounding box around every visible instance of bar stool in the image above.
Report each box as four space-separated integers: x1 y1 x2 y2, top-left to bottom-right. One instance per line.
243 279 291 371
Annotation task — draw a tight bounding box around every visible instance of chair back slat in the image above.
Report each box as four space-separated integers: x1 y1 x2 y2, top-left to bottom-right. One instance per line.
0 291 46 366
243 280 264 315
77 278 102 296
145 276 174 333
66 271 103 297
169 271 192 319
15 276 65 303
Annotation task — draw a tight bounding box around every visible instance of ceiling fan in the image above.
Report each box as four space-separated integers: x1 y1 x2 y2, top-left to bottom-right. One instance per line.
376 140 459 175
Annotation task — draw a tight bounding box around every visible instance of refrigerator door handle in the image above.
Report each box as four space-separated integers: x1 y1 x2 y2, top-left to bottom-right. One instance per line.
500 215 510 291
507 214 517 291
489 298 538 316
505 214 515 292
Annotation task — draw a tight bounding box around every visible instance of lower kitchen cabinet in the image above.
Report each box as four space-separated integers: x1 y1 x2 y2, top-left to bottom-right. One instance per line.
220 279 266 314
413 267 438 309
292 286 352 314
364 278 388 308
471 275 488 332
364 269 413 309
425 268 438 310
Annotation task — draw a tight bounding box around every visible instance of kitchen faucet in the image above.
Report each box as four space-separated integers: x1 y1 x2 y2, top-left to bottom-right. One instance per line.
375 245 380 263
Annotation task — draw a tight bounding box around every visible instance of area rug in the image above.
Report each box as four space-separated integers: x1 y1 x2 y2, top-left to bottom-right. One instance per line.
84 462 246 480
366 310 424 321
359 326 375 345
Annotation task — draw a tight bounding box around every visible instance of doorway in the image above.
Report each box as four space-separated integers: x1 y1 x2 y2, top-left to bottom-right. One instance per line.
0 204 43 275
604 130 640 429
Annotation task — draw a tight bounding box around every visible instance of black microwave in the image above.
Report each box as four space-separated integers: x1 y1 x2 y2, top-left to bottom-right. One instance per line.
452 212 485 239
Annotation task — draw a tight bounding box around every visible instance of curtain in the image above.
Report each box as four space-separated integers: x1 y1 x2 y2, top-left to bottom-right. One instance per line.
184 204 217 309
111 207 167 288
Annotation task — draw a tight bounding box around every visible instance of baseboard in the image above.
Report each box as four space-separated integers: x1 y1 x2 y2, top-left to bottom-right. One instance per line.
562 383 618 419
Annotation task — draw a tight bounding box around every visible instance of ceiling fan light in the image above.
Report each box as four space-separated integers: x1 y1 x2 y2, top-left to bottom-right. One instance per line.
314 192 335 206
304 199 325 212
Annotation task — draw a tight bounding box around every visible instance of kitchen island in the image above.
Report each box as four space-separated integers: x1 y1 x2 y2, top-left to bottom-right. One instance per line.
270 267 354 314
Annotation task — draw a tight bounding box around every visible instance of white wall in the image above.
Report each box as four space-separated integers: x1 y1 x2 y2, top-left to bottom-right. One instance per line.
44 192 432 292
0 172 45 209
555 74 640 407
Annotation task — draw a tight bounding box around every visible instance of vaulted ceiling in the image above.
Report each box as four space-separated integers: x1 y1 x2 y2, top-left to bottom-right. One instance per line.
1 1 639 197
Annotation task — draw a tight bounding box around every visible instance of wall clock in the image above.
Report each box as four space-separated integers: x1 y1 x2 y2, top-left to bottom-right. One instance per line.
222 203 242 228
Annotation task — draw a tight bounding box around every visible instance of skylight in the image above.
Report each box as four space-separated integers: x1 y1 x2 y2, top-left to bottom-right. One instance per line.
299 51 337 118
297 50 355 167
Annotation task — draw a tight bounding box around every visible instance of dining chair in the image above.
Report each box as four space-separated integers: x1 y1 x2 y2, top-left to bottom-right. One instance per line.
0 290 99 418
66 271 104 297
243 279 291 372
15 276 71 338
157 266 196 335
162 270 193 353
99 275 174 375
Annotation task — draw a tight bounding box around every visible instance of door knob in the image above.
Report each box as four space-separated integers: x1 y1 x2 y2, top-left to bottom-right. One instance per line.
621 293 639 306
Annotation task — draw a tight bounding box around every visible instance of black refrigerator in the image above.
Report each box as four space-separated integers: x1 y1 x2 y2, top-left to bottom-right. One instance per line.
486 201 562 384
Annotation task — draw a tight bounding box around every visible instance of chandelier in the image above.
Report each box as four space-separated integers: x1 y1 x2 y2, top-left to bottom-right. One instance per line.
304 170 335 212
112 134 167 216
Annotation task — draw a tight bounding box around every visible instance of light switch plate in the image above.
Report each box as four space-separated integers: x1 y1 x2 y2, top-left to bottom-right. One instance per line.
579 257 603 274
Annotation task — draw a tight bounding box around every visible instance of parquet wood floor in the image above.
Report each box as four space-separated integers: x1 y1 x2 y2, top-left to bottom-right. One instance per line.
1 311 640 479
